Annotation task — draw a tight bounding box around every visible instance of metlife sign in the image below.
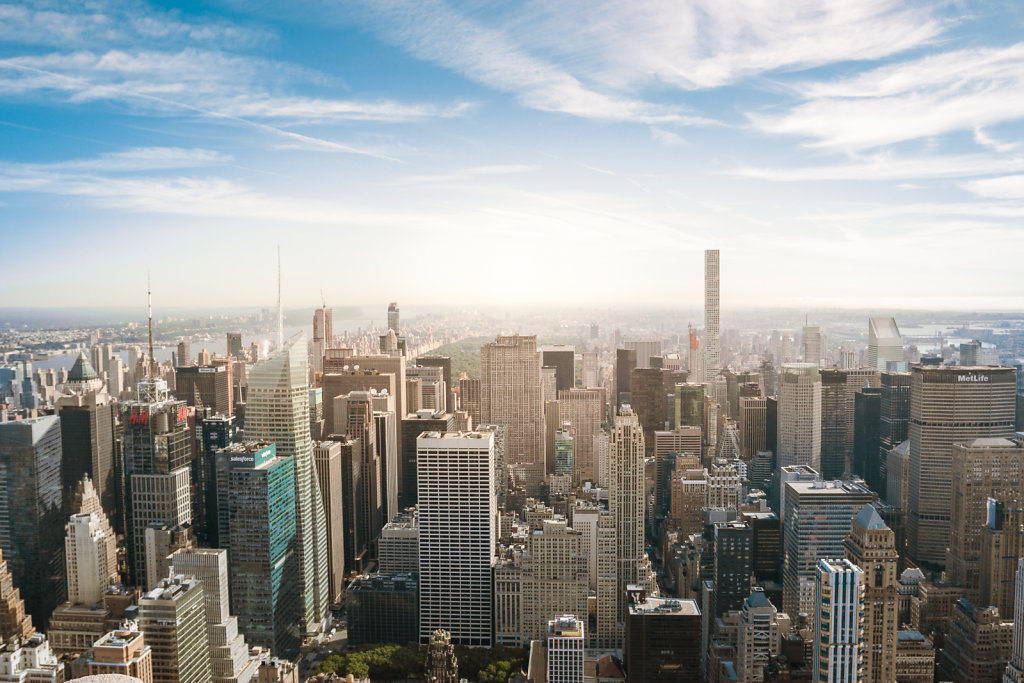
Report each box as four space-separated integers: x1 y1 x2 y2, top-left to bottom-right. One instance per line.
957 374 990 383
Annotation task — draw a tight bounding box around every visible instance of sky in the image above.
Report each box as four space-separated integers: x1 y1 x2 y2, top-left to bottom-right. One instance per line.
2 0 1024 311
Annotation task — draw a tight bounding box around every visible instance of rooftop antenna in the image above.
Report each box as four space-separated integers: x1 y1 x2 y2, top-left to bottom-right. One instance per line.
277 245 283 349
147 270 155 377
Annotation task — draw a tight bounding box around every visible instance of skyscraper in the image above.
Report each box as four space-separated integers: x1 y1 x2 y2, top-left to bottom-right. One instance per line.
846 505 899 683
869 318 904 371
56 353 117 522
313 441 345 606
417 431 495 646
907 365 1017 569
802 324 822 366
820 369 847 480
0 416 67 628
215 441 299 659
704 249 720 383
541 345 575 393
739 396 767 459
246 334 329 635
815 559 865 683
610 407 656 623
480 335 545 491
581 352 599 389
947 437 1024 598
777 363 822 472
121 375 192 590
558 388 603 485
783 479 874 617
615 348 637 409
137 575 212 683
170 547 259 683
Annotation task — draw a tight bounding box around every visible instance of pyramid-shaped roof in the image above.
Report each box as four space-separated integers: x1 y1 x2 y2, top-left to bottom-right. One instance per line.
854 503 889 531
68 353 98 382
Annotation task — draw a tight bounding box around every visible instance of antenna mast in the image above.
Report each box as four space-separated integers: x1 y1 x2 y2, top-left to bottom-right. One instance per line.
277 245 284 349
147 271 155 377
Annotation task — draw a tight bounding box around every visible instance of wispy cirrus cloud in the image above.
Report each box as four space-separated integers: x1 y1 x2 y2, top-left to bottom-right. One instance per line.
0 0 268 50
750 43 1024 151
353 0 713 125
351 0 941 125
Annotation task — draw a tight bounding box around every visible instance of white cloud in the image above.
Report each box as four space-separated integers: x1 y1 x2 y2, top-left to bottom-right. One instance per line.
727 153 1024 181
353 0 717 124
0 1 267 50
507 0 943 91
651 127 687 147
750 43 1024 150
963 175 1024 199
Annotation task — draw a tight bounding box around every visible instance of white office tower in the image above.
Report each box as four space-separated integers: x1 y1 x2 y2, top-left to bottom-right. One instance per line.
171 548 258 683
610 407 656 625
65 512 117 605
815 559 864 683
868 318 904 372
417 431 496 646
802 325 822 366
246 334 329 635
1004 559 1024 683
581 352 599 389
704 249 720 383
547 615 584 683
778 363 822 471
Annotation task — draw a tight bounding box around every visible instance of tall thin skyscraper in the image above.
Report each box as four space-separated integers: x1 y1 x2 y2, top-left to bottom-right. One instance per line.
122 374 192 591
56 353 117 522
907 365 1016 569
215 442 299 659
777 363 822 472
704 249 720 383
815 559 865 683
387 302 400 334
246 334 330 635
802 324 822 366
417 431 495 646
610 407 656 624
846 505 898 683
480 335 545 491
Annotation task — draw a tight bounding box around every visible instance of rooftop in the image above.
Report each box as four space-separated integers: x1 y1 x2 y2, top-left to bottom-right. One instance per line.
628 596 700 617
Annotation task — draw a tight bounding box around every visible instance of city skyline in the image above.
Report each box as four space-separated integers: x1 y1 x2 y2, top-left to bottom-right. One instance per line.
2 1 1024 309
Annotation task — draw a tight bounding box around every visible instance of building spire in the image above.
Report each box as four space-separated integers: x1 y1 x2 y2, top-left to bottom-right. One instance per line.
147 270 156 377
277 245 283 349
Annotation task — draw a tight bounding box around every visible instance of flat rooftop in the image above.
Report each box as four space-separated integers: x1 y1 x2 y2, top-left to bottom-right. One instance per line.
628 597 700 617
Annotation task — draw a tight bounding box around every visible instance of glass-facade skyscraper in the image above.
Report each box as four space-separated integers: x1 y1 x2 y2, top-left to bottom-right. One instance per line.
0 415 66 629
216 441 299 659
245 334 330 635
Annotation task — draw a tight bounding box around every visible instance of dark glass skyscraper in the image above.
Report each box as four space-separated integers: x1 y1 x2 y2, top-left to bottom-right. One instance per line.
0 416 66 628
216 441 299 659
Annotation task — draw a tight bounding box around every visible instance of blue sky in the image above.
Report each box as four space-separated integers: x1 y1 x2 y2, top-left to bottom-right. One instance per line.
2 0 1023 310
